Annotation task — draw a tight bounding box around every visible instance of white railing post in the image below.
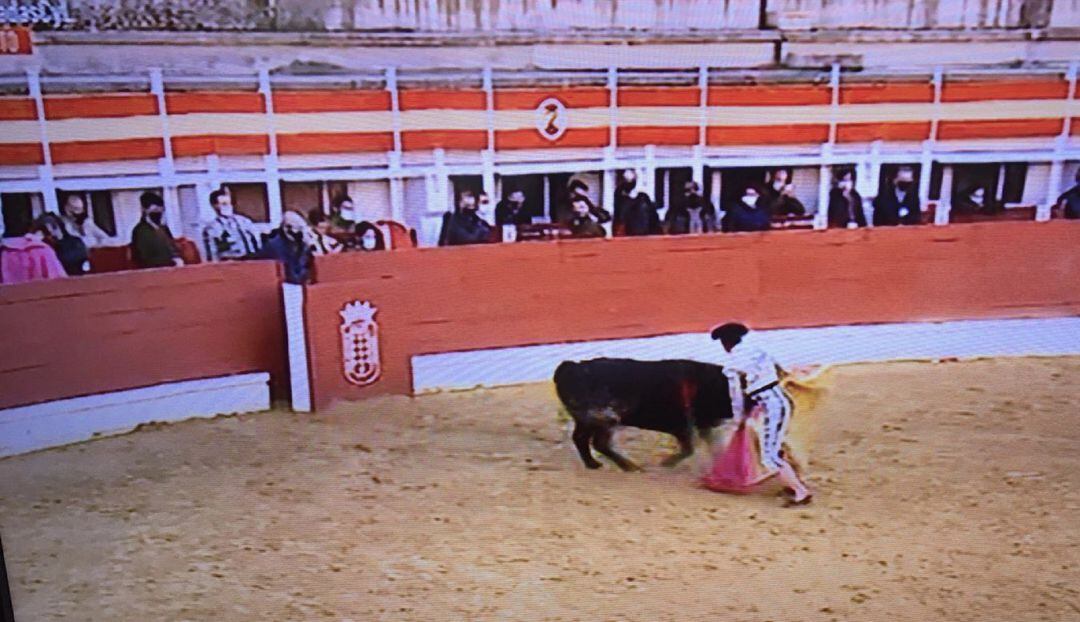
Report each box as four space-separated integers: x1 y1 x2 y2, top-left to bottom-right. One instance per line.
607 66 618 151
937 164 954 225
815 144 832 230
259 68 283 224
27 69 58 214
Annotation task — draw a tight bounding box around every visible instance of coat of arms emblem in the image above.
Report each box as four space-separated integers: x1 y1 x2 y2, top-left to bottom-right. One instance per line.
340 300 381 386
535 97 568 141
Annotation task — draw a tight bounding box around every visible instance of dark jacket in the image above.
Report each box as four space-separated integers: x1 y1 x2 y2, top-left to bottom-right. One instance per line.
438 211 494 246
254 229 313 285
54 235 89 276
1057 185 1080 219
567 216 607 239
130 219 180 269
873 185 922 226
762 186 806 217
827 188 867 228
617 193 661 236
951 195 1002 216
665 195 718 234
722 200 771 233
494 200 533 226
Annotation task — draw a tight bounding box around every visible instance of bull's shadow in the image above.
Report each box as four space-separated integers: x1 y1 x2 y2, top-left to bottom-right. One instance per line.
554 358 734 471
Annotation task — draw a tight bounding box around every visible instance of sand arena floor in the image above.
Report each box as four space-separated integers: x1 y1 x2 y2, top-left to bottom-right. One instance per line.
1 357 1079 621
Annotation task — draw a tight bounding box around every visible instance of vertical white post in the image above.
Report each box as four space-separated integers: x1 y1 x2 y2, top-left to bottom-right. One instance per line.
27 69 58 214
434 148 449 213
542 174 551 221
815 144 832 230
388 150 405 224
642 144 657 200
151 68 182 233
937 164 954 225
481 149 496 223
827 63 840 145
259 68 283 224
919 140 934 222
697 65 708 149
1042 62 1079 223
930 66 943 142
482 67 495 154
386 67 402 156
1061 61 1078 140
607 66 618 150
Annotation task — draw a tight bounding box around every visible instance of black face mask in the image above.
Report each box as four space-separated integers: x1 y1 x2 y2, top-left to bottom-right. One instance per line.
148 212 164 225
896 182 913 191
286 229 305 243
72 213 88 225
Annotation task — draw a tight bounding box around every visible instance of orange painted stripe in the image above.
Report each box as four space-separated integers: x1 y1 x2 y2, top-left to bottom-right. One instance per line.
401 129 487 151
840 82 933 104
278 132 395 155
273 90 391 113
494 127 609 150
617 87 700 107
399 90 486 111
50 138 165 163
941 80 1069 102
618 126 698 146
706 124 829 145
495 89 609 110
0 98 37 121
0 143 44 165
836 122 931 143
937 118 1063 140
44 94 158 120
172 134 269 157
708 85 831 106
165 92 265 114
1072 121 1080 136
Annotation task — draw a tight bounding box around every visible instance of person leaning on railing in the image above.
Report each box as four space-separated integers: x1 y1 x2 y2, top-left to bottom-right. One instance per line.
438 190 495 247
131 192 184 270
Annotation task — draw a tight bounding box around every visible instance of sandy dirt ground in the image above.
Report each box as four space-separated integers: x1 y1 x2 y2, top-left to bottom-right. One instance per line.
1 357 1079 622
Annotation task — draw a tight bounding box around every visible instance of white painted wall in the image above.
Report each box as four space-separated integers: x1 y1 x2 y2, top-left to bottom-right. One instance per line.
346 179 393 223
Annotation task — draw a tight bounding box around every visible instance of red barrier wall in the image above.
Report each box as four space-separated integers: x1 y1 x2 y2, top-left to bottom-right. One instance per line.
304 221 1080 409
0 261 288 410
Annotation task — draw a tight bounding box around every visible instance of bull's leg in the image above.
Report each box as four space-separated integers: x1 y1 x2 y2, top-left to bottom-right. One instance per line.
660 427 695 467
572 423 604 470
592 428 642 472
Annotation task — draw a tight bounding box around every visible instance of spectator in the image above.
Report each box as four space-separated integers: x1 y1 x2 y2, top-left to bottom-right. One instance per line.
873 166 922 226
762 169 806 217
613 170 660 236
254 211 315 285
0 218 67 284
722 185 771 233
131 192 183 269
827 169 867 229
330 195 358 233
665 181 718 235
59 193 110 247
307 209 343 256
355 221 387 252
566 196 607 239
495 189 531 226
952 184 1001 216
38 212 89 276
202 189 261 261
565 179 611 225
1055 169 1080 220
438 190 494 246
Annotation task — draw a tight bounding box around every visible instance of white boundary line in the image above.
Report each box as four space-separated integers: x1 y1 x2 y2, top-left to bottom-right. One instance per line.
412 317 1080 393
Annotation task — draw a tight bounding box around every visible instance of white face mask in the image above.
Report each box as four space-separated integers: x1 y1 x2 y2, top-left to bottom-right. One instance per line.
742 195 758 207
838 181 853 191
218 205 234 217
361 232 377 249
971 192 985 206
340 210 356 222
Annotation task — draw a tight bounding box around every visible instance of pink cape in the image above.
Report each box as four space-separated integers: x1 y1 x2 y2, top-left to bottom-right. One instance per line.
701 417 775 494
1 236 68 285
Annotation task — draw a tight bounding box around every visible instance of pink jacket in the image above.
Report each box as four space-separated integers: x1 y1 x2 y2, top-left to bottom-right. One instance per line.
0 236 68 285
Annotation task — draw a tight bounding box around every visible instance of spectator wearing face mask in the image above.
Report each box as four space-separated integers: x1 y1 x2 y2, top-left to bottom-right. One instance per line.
254 211 315 284
827 169 867 229
202 189 261 261
438 190 495 246
59 193 110 247
762 169 806 217
722 185 771 233
131 192 183 269
873 167 922 226
666 181 718 235
354 221 387 251
566 180 611 226
495 189 532 226
952 184 1001 216
1055 169 1080 220
330 195 358 234
37 212 90 276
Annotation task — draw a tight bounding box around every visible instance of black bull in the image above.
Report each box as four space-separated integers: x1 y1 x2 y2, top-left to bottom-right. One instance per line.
554 358 735 471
